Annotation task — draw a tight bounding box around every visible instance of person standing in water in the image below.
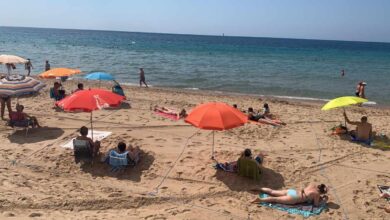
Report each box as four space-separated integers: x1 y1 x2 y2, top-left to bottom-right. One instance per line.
355 81 367 98
25 59 33 76
341 69 345 77
45 60 50 71
139 68 148 88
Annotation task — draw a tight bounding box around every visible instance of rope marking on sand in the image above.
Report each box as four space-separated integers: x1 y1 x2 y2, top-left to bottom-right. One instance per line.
309 121 350 220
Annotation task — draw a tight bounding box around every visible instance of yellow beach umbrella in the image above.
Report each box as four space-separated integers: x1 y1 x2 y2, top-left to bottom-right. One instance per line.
322 96 368 128
39 68 81 79
321 96 368 110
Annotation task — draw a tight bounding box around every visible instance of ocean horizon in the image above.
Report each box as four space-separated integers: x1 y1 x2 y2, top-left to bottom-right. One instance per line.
1 26 389 105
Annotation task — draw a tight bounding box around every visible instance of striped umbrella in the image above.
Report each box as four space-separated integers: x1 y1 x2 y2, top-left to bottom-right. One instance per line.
0 76 46 98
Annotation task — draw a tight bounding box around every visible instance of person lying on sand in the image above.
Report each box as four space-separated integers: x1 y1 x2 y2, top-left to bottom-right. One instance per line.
247 107 284 126
251 183 328 207
344 112 372 142
154 105 187 119
9 104 41 128
76 126 100 157
103 142 141 166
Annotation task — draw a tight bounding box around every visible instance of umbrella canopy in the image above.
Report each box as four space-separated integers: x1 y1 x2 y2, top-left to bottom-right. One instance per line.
0 54 28 64
185 102 248 158
0 76 45 98
321 96 368 111
56 89 125 112
85 72 115 81
39 68 81 79
185 102 248 130
56 89 125 140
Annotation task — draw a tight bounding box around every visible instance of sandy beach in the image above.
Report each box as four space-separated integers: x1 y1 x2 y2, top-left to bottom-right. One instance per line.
0 79 389 220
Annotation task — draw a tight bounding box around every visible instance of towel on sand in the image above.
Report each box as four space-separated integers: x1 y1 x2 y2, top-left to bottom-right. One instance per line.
378 185 390 201
258 193 327 218
214 161 237 172
61 130 112 149
154 111 179 121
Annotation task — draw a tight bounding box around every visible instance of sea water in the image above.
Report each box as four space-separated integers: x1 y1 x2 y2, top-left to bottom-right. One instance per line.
1 26 389 105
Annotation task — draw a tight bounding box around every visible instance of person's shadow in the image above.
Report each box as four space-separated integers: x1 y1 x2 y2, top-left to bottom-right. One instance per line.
80 150 155 182
8 127 64 144
215 167 285 193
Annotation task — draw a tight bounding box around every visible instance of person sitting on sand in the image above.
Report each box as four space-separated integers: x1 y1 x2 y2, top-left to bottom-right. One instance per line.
154 105 187 119
50 82 66 101
73 83 84 93
240 148 266 170
248 107 263 121
251 183 329 207
104 142 141 166
9 104 41 128
75 126 100 157
343 112 372 142
262 103 271 118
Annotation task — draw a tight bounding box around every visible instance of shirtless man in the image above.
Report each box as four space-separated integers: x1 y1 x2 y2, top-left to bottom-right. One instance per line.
139 68 148 88
355 81 366 98
75 126 100 157
251 183 328 207
344 112 372 142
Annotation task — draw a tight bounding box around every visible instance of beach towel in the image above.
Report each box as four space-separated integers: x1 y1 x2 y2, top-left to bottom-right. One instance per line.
214 161 237 172
258 193 327 218
351 136 372 146
237 158 261 181
154 111 179 121
378 185 390 201
61 130 112 149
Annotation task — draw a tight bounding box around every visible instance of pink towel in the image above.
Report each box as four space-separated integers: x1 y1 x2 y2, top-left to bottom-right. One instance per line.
154 111 180 121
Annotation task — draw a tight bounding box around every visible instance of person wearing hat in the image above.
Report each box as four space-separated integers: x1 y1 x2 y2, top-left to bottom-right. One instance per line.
355 81 367 98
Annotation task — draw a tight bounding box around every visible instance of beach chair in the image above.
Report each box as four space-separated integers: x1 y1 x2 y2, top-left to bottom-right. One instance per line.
237 158 261 181
108 150 130 172
8 120 30 136
73 139 93 164
50 88 65 101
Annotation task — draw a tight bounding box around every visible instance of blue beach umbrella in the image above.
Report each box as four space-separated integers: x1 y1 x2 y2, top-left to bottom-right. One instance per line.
84 72 115 81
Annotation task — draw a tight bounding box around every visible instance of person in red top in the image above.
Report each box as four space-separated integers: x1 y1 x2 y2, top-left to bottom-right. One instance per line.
9 104 41 128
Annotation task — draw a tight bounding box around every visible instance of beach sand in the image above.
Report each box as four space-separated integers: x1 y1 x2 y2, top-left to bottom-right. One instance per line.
0 79 389 220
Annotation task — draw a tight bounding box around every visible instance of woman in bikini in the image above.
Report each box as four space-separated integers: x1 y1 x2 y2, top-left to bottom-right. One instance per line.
251 183 328 207
154 105 187 119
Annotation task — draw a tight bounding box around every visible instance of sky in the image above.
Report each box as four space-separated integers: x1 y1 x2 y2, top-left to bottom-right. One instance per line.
1 0 389 42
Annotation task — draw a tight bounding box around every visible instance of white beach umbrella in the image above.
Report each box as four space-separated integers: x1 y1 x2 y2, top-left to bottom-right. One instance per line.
0 54 28 64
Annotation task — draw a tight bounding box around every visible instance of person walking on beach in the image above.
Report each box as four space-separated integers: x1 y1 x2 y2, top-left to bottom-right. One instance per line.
25 59 33 76
139 68 148 88
45 60 50 71
0 96 12 120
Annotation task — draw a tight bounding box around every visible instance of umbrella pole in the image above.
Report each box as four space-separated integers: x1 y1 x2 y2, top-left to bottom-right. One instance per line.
90 112 94 141
211 131 215 159
343 108 347 129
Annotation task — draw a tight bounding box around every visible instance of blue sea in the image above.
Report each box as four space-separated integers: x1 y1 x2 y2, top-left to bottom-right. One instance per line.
1 26 390 105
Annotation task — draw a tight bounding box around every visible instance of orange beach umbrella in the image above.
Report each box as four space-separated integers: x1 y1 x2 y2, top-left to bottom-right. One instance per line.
39 68 81 79
185 102 248 158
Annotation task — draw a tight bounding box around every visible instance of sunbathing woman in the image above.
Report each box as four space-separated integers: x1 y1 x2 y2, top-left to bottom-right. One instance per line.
247 107 280 126
154 105 187 119
251 183 328 207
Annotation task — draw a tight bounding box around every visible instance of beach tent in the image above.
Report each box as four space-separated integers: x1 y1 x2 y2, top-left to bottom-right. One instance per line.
185 102 248 158
56 89 124 140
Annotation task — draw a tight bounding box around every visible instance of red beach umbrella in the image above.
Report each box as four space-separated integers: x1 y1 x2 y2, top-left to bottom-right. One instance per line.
56 88 125 140
185 102 248 158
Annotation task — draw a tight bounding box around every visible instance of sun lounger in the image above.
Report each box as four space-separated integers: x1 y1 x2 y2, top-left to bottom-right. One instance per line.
73 139 93 164
257 193 327 217
8 120 30 136
237 158 261 181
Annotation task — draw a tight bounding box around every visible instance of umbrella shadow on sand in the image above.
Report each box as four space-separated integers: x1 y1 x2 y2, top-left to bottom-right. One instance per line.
8 127 64 144
80 150 155 182
215 167 285 193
